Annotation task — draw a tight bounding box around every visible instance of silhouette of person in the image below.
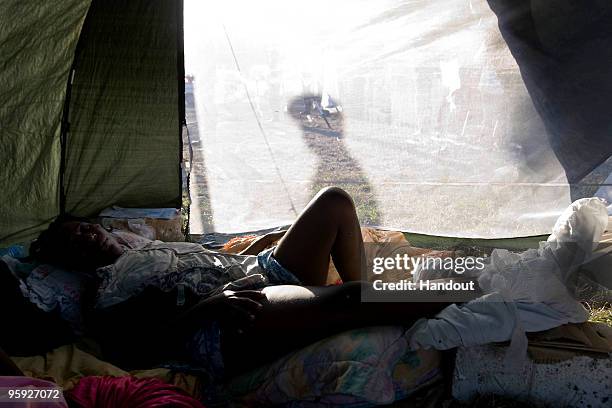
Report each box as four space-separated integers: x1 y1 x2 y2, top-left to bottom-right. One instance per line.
287 95 381 225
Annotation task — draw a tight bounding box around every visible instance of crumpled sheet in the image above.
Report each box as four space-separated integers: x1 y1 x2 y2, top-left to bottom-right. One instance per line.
11 344 201 399
406 198 609 363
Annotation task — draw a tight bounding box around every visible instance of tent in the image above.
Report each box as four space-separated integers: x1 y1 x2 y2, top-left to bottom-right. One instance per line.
1 0 184 245
1 0 611 246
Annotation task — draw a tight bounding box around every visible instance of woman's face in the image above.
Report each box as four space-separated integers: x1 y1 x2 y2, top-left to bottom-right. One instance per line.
58 221 124 269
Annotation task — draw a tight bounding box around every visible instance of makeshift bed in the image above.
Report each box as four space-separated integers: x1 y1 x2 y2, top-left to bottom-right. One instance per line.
1 227 448 407
2 199 611 407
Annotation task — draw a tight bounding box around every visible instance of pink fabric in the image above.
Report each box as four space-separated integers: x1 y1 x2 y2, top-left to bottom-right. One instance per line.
0 376 68 407
65 376 205 408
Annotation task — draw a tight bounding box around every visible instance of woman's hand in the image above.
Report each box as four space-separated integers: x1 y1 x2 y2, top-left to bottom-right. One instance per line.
176 290 266 334
208 290 266 333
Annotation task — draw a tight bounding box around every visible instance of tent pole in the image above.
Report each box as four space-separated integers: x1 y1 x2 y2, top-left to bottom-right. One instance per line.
58 1 95 216
59 67 75 216
177 0 189 238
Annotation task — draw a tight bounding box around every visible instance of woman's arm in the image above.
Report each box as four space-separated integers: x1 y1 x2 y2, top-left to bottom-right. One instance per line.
173 290 265 334
94 288 265 367
238 231 287 256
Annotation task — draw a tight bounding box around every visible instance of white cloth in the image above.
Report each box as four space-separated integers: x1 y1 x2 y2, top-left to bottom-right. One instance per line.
407 198 609 353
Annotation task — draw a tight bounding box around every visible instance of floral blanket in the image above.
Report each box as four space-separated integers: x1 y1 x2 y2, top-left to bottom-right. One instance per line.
227 326 441 407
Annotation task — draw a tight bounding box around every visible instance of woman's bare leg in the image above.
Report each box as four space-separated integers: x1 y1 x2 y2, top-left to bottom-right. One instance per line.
273 187 365 285
221 283 451 375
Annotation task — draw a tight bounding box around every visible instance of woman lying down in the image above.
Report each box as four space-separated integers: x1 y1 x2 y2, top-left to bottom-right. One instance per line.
26 187 454 378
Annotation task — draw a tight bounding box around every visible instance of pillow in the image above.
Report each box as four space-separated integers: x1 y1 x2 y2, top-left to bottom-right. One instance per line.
1 255 92 334
227 326 441 407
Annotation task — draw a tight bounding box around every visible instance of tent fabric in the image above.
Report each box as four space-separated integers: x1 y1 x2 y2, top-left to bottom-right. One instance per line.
1 0 609 244
0 0 92 245
184 0 610 238
64 0 182 218
488 0 612 184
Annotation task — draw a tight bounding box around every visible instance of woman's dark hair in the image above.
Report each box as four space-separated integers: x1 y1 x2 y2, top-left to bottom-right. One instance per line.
29 214 89 266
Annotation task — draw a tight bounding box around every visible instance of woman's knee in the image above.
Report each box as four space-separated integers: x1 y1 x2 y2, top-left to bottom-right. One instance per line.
263 282 365 309
316 186 353 203
313 187 356 219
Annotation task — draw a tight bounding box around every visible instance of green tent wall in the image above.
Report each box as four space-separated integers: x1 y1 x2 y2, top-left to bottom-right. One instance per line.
64 0 183 218
0 0 91 244
0 0 184 245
